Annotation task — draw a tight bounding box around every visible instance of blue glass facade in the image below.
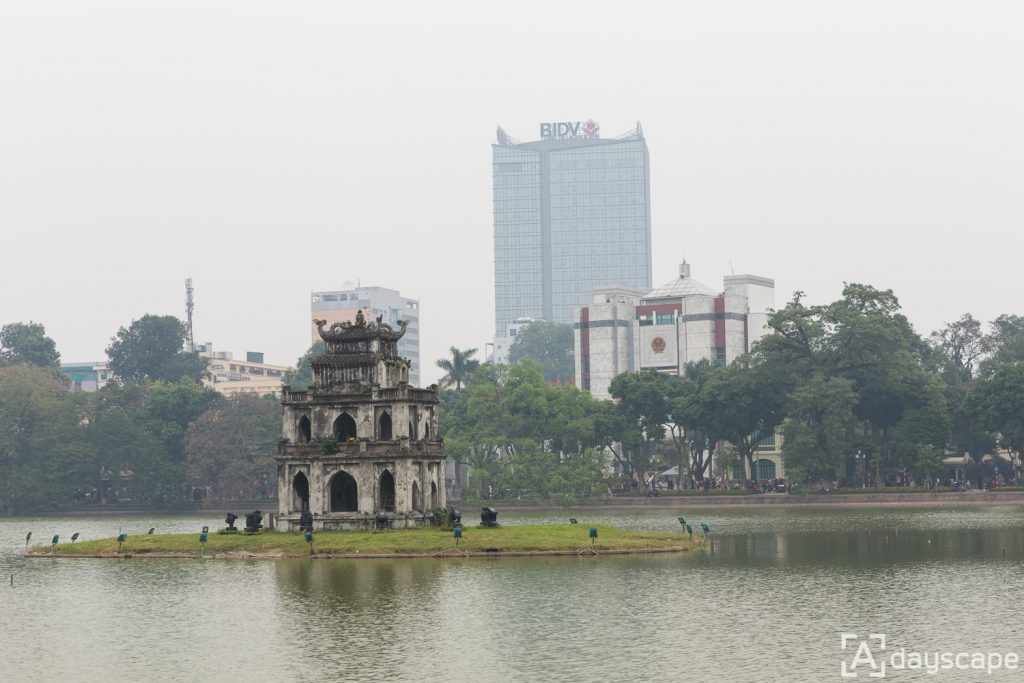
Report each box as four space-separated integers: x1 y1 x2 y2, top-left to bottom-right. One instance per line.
493 128 652 334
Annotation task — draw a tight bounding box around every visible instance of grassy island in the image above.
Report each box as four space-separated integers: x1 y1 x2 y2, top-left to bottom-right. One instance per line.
27 524 691 559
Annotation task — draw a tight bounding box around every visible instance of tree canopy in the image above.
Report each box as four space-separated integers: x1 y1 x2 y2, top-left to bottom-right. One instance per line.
508 320 574 381
0 321 61 369
106 315 206 382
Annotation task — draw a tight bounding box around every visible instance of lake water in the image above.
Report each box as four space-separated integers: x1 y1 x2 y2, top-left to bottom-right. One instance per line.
3 506 1023 682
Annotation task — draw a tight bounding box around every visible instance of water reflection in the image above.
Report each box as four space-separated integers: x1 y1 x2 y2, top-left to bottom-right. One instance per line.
4 507 1024 682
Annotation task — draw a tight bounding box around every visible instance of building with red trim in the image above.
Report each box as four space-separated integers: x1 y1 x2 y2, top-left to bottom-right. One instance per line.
574 262 775 399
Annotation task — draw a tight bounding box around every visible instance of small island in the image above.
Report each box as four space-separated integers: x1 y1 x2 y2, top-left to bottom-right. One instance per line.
28 525 692 559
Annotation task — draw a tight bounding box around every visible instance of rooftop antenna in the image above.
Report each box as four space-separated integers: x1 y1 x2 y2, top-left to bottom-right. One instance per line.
729 259 735 275
185 278 195 353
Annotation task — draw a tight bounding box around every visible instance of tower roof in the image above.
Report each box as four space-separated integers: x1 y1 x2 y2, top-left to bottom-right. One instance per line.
645 262 717 299
313 309 407 344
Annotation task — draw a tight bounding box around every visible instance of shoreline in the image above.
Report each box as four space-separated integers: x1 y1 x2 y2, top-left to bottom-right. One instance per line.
8 491 1024 518
457 491 1024 511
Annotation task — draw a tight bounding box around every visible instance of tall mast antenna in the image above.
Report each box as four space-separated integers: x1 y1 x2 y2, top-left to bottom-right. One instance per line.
185 278 196 352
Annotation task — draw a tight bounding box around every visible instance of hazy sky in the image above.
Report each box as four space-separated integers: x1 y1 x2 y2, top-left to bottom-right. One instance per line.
2 2 1022 386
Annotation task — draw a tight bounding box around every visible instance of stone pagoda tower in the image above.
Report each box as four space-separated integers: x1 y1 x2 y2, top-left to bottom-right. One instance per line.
275 310 445 530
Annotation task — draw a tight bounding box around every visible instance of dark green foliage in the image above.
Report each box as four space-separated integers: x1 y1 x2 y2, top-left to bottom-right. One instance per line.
442 361 609 501
0 362 223 512
508 320 574 381
106 314 205 382
970 362 1024 463
0 322 61 369
0 365 89 512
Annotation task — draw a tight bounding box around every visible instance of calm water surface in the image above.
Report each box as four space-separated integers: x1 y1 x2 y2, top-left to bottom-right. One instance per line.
2 506 1023 682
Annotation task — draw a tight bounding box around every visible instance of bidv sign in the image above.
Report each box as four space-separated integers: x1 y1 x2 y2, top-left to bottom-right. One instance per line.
539 120 600 140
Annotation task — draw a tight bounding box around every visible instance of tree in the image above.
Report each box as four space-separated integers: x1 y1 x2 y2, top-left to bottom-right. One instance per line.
436 346 480 390
608 370 669 484
440 361 610 501
781 374 859 484
981 315 1024 376
86 377 219 502
971 362 1024 476
925 315 994 460
106 314 205 382
702 360 786 483
186 394 280 500
0 365 90 512
508 321 574 381
927 314 990 383
756 284 934 481
283 341 325 390
667 360 723 481
0 322 60 369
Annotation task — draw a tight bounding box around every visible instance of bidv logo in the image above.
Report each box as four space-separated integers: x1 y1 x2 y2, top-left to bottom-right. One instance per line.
539 119 600 140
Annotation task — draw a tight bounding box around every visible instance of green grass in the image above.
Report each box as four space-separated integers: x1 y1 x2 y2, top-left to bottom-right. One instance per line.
30 524 691 558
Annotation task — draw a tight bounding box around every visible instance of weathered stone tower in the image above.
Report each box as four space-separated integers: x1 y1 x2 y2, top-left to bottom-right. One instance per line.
275 310 445 530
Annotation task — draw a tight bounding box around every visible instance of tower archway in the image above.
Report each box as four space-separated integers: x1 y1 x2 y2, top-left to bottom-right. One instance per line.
430 481 438 510
333 413 357 442
297 415 311 444
329 470 358 512
412 481 421 512
378 412 393 440
379 470 396 512
292 471 310 512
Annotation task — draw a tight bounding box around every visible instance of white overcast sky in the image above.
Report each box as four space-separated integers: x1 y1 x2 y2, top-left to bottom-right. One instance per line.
1 1 1021 385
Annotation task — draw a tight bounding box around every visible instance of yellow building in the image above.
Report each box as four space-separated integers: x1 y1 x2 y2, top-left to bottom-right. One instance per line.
199 345 290 397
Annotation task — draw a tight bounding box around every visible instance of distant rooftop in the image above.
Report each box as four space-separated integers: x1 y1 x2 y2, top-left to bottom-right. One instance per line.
645 262 717 299
495 121 644 148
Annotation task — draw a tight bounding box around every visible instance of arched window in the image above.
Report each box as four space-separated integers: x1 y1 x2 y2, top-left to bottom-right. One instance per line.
755 459 777 480
378 412 393 441
412 481 421 512
409 421 416 440
379 470 396 512
430 481 438 510
297 416 311 444
333 413 357 442
329 470 358 512
292 471 309 512
424 421 431 440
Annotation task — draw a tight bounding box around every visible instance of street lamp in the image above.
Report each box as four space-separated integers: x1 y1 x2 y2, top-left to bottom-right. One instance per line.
854 450 866 489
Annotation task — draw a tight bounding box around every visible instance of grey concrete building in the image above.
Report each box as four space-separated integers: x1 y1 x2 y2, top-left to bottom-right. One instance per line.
492 121 652 354
276 311 445 530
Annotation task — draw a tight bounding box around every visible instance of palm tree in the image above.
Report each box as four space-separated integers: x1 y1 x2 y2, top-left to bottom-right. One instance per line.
436 346 480 390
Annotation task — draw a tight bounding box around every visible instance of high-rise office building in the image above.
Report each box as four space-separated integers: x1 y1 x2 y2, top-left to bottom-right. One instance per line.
492 120 652 352
310 286 421 386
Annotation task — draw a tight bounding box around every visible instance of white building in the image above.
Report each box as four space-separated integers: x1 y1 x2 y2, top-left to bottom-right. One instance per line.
490 317 538 364
311 286 421 386
574 262 775 400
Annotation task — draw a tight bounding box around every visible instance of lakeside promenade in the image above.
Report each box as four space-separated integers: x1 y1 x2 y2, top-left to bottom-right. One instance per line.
455 490 1024 509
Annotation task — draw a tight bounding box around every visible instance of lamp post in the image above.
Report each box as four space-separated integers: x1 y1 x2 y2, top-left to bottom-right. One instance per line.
854 450 866 489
